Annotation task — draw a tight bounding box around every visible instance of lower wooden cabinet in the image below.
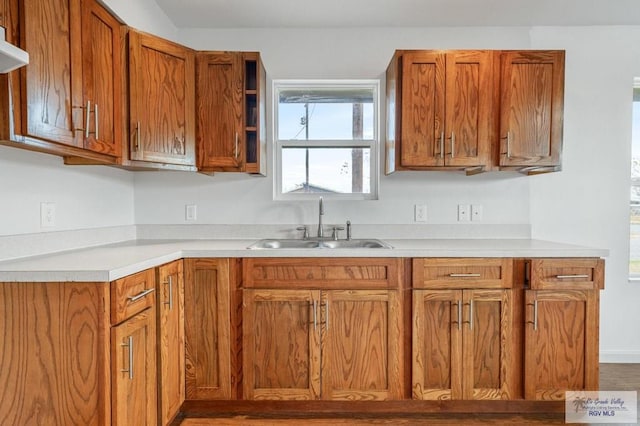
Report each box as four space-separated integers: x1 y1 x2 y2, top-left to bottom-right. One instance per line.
242 258 404 401
184 258 236 399
523 258 603 400
111 306 158 425
157 260 186 424
412 288 521 400
0 282 111 425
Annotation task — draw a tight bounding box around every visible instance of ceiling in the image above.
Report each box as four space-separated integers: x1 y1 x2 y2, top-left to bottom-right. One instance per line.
154 0 640 29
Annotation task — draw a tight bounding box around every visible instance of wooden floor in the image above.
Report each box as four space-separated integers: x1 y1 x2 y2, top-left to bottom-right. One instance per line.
178 364 640 425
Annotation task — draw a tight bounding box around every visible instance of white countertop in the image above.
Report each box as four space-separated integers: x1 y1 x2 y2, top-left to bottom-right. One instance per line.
0 238 609 282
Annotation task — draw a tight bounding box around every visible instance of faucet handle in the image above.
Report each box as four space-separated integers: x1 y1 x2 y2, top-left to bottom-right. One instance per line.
331 226 345 241
296 226 309 240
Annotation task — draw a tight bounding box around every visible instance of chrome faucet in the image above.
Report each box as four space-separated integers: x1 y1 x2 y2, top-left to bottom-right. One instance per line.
317 196 324 238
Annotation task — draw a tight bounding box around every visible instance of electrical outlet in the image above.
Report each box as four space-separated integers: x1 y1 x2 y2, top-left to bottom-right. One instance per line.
471 204 483 221
414 204 427 222
40 202 56 228
185 204 197 221
458 204 470 222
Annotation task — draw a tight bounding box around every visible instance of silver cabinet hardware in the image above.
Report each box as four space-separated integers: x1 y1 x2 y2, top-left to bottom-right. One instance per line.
164 276 173 309
556 274 590 279
94 103 99 140
449 273 481 278
449 132 455 159
234 132 239 159
439 132 445 159
127 287 155 303
121 336 134 380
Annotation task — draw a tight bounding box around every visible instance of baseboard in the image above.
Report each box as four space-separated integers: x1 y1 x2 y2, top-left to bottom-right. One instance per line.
600 351 640 363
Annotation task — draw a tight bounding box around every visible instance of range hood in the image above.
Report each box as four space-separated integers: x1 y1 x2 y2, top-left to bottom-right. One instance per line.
0 27 28 73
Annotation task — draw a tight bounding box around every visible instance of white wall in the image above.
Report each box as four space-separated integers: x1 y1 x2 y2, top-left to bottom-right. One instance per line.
529 26 640 362
0 146 134 235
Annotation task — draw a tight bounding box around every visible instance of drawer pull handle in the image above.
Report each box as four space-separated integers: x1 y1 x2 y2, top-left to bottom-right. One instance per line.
121 336 134 380
449 273 481 278
128 288 155 303
556 274 590 279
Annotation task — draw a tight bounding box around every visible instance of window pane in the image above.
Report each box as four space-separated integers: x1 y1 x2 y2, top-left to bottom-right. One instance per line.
281 147 371 194
278 90 374 140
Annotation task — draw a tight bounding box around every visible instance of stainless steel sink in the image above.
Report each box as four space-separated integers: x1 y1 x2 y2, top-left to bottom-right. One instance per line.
247 238 393 249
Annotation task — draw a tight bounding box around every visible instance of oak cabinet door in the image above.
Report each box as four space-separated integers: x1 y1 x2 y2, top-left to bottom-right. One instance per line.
184 258 233 399
444 51 493 167
111 307 157 426
412 289 463 400
80 0 122 157
499 50 564 167
20 0 83 148
413 289 519 400
157 260 185 425
399 51 446 167
322 290 402 401
524 289 599 400
129 30 195 166
196 52 244 171
462 289 519 400
243 289 321 400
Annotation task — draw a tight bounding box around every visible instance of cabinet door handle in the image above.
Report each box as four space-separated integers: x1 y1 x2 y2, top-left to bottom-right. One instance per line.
325 300 330 331
128 287 155 303
121 336 134 379
313 300 318 331
449 273 481 278
452 300 462 330
234 132 239 159
134 121 141 151
502 131 511 158
450 132 455 159
556 274 590 279
468 299 474 330
85 100 91 139
526 300 538 331
94 103 99 140
439 132 445 159
164 276 173 309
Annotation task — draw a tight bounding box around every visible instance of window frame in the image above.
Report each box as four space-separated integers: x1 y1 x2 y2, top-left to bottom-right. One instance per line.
272 79 380 201
630 78 640 281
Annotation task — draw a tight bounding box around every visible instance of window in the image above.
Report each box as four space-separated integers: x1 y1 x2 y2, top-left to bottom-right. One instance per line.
631 78 640 279
273 80 379 200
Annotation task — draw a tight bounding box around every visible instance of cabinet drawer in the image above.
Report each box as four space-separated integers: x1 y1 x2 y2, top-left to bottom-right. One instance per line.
243 258 401 289
530 258 604 290
413 258 513 289
111 269 156 325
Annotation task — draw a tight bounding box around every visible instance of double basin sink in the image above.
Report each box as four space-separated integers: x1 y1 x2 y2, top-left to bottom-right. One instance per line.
247 238 393 250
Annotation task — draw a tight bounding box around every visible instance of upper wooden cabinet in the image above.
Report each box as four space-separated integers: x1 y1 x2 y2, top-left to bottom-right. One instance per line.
196 51 266 174
498 50 565 172
128 29 196 169
80 0 123 157
386 49 565 175
0 0 123 163
386 50 494 174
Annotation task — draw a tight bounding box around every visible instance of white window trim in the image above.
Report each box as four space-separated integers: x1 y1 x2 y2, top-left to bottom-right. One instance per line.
630 77 640 281
272 79 380 201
